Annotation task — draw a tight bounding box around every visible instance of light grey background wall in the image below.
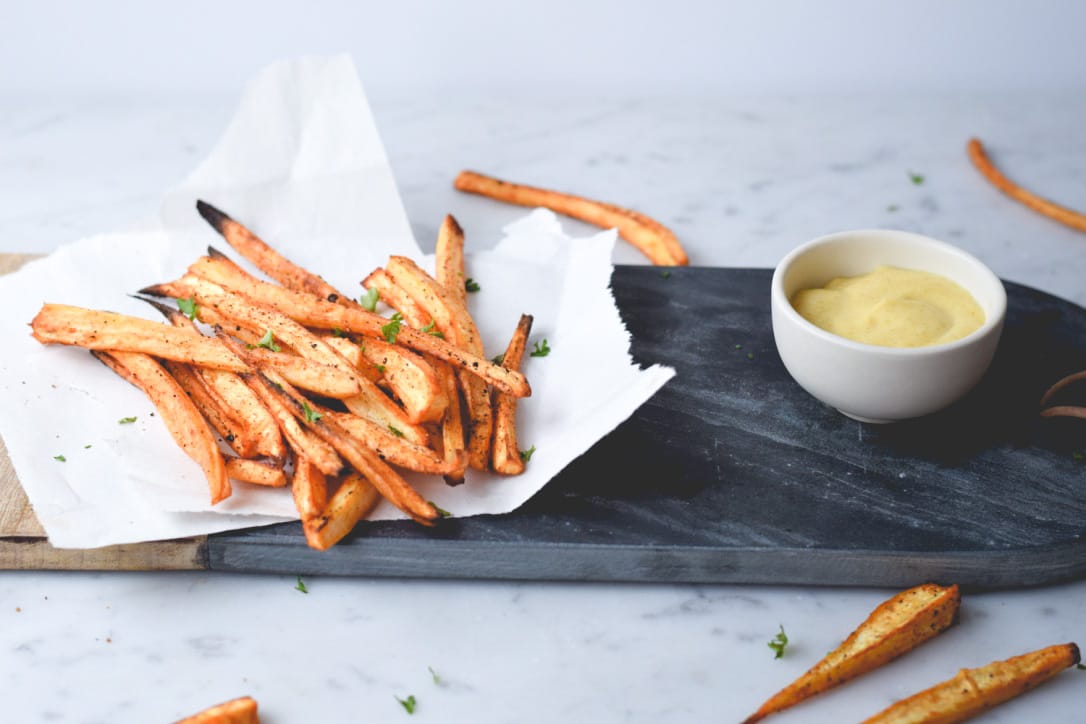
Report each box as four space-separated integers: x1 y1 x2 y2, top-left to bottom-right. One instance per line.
3 0 1085 97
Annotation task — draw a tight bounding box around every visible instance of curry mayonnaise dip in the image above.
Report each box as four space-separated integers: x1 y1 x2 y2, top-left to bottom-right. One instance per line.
790 266 985 348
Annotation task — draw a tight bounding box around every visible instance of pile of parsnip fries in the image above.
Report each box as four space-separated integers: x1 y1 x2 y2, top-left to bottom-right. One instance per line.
31 202 534 550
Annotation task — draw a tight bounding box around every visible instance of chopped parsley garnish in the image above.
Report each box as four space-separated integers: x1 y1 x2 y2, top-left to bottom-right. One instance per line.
54 454 66 462
464 278 481 293
118 416 138 425
1074 452 1084 461
396 695 417 714
84 444 92 449
1077 663 1086 671
428 666 442 685
768 625 789 659
491 353 505 366
256 330 281 352
360 287 380 312
176 296 199 321
660 270 671 279
908 171 925 186
388 425 405 438
530 339 550 357
520 445 536 463
302 401 322 424
420 320 444 339
887 204 900 212
747 353 754 360
295 575 308 594
332 327 346 337
376 364 386 374
735 344 742 350
428 501 452 518
381 312 404 344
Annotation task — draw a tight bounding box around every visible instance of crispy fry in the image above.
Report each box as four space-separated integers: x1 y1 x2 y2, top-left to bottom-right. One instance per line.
322 409 466 475
362 268 430 325
359 337 446 425
152 259 529 397
291 455 328 523
968 138 1086 233
385 255 493 470
175 695 259 724
436 362 468 485
435 214 467 304
32 303 360 399
164 360 259 458
197 200 344 300
861 642 1081 724
744 583 961 723
257 371 439 524
455 169 689 265
492 314 534 474
224 457 287 487
94 351 230 504
302 471 381 551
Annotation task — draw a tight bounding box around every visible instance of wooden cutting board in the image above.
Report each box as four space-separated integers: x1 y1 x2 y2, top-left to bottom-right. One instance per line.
4 258 1086 587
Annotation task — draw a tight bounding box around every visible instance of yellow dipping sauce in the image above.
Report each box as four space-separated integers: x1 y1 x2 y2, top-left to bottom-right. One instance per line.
790 266 985 348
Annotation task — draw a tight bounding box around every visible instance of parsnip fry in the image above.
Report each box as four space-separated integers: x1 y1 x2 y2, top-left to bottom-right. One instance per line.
362 268 430 326
322 409 466 475
744 583 961 723
861 642 1080 724
435 214 467 304
174 695 259 724
968 138 1086 233
492 314 534 474
455 169 689 265
224 457 287 487
164 360 260 458
436 362 468 485
94 351 230 504
360 337 447 425
302 471 381 551
291 455 328 523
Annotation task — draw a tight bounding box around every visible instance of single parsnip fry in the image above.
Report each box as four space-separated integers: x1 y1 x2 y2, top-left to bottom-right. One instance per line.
302 471 381 551
455 169 689 265
148 260 530 397
145 299 284 461
385 255 492 470
256 371 439 525
291 455 328 523
436 362 468 485
197 200 345 300
435 214 467 304
32 303 360 399
93 351 230 504
362 268 430 325
321 409 466 475
175 277 427 443
744 583 962 724
163 360 260 458
861 642 1081 724
967 138 1086 233
492 314 534 475
174 695 259 724
359 337 447 424
224 457 287 487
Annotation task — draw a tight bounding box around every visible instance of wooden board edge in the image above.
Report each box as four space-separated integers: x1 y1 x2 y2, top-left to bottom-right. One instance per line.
0 536 209 571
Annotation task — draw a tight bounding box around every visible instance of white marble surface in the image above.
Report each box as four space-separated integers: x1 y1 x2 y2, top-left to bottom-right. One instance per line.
2 93 1086 721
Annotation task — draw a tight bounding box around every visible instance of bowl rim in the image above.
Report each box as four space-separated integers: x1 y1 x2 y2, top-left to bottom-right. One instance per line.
771 228 1007 357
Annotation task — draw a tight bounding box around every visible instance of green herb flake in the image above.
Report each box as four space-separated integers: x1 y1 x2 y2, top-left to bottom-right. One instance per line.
428 666 442 685
176 296 199 321
520 445 536 463
295 575 308 594
465 278 481 293
360 287 380 312
54 454 66 463
747 352 754 360
660 270 671 279
1077 663 1086 671
908 171 925 186
396 695 417 714
420 320 445 339
428 501 452 518
118 416 138 425
256 330 281 353
735 344 742 350
530 339 551 358
887 204 900 212
376 364 386 374
332 327 346 338
381 312 404 344
388 425 405 438
1074 452 1084 461
84 444 92 449
492 353 506 366
768 625 789 659
302 401 323 424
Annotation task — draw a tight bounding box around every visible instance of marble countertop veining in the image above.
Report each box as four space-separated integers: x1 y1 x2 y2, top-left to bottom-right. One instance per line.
2 93 1085 722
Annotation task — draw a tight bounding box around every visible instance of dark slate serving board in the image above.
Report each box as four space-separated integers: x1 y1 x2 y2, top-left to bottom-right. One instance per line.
209 267 1086 588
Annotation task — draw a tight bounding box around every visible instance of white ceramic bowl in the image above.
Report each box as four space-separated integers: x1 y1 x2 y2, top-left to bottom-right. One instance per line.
771 229 1007 423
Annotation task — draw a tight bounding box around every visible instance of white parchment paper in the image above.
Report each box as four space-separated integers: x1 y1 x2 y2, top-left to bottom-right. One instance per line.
0 55 674 548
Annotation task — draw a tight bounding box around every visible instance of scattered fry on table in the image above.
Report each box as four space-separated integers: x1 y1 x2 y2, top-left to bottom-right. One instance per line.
174 694 259 724
860 642 1080 724
454 169 689 265
744 583 961 723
